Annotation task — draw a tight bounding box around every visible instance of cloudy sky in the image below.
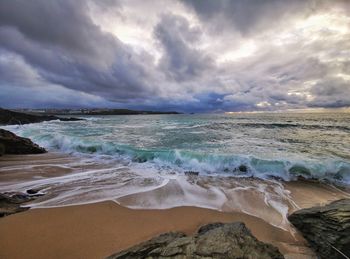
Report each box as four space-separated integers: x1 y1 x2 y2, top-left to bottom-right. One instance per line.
0 0 349 112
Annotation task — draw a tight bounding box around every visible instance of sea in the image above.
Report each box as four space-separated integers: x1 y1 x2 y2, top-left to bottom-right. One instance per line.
1 112 350 230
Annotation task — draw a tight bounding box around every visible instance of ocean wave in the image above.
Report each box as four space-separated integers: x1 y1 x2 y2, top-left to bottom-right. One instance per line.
15 130 350 185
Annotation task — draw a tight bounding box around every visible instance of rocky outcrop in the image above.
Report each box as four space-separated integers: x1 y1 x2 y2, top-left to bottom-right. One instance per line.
106 222 284 259
0 108 82 126
288 199 350 259
0 129 46 155
0 193 36 217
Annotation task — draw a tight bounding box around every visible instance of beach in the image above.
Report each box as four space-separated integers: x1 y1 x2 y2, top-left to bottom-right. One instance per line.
1 113 350 258
1 153 349 258
0 200 310 259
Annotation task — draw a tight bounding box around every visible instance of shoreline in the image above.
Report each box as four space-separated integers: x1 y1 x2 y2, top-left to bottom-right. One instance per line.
1 152 349 258
0 201 313 259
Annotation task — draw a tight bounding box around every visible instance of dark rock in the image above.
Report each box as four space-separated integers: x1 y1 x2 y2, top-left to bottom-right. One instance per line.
0 129 46 154
238 165 248 173
0 108 83 126
0 142 4 156
106 222 284 259
0 192 34 217
232 165 249 175
26 189 40 195
288 199 350 259
132 156 148 163
184 171 200 176
58 117 83 122
132 153 155 163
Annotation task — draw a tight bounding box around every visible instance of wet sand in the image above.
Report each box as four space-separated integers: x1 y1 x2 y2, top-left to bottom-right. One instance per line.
284 179 350 209
0 201 313 259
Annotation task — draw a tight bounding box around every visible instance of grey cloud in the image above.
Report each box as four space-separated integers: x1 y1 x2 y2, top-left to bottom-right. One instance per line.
0 0 349 112
0 0 117 60
154 14 214 81
182 0 316 35
0 51 113 108
0 0 161 104
309 78 350 108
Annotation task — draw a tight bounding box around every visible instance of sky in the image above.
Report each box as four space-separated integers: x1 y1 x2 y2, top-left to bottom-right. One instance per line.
0 0 349 113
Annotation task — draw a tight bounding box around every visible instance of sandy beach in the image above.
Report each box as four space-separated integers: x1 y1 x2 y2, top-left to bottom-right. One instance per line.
0 200 313 259
1 153 349 259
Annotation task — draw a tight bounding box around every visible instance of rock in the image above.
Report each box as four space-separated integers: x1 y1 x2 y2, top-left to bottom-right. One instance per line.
26 189 38 195
0 108 83 126
57 117 82 122
288 199 350 259
0 193 34 217
26 189 43 195
106 222 284 259
184 171 200 176
238 165 248 173
132 156 148 163
0 143 4 156
0 129 46 154
132 153 155 163
232 165 249 175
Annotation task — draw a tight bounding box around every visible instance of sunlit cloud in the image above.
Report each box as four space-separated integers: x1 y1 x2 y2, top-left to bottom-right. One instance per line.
0 0 349 112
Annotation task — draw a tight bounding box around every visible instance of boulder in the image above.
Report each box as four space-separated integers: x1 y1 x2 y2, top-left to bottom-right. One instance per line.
0 193 33 217
0 129 46 154
238 165 248 173
26 189 40 195
288 199 350 259
106 222 284 259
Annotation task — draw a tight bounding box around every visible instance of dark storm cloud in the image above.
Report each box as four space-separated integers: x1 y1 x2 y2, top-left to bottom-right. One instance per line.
0 0 113 57
0 0 159 104
0 0 349 112
309 78 350 108
154 14 214 81
182 0 315 35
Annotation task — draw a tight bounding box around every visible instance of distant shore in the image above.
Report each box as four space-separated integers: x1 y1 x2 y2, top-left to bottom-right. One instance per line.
9 108 181 116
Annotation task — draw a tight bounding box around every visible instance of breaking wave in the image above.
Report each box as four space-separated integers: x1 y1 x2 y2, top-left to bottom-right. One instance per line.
14 129 350 185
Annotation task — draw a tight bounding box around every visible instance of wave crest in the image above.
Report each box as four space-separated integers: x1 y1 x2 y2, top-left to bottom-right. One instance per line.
23 131 350 185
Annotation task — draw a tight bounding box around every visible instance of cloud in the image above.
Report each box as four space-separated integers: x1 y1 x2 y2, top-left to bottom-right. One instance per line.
0 51 113 108
154 14 213 81
309 77 350 108
0 0 349 112
182 0 316 36
0 0 160 103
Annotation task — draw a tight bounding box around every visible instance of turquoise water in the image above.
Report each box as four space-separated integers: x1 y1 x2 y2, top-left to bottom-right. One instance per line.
6 112 350 184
